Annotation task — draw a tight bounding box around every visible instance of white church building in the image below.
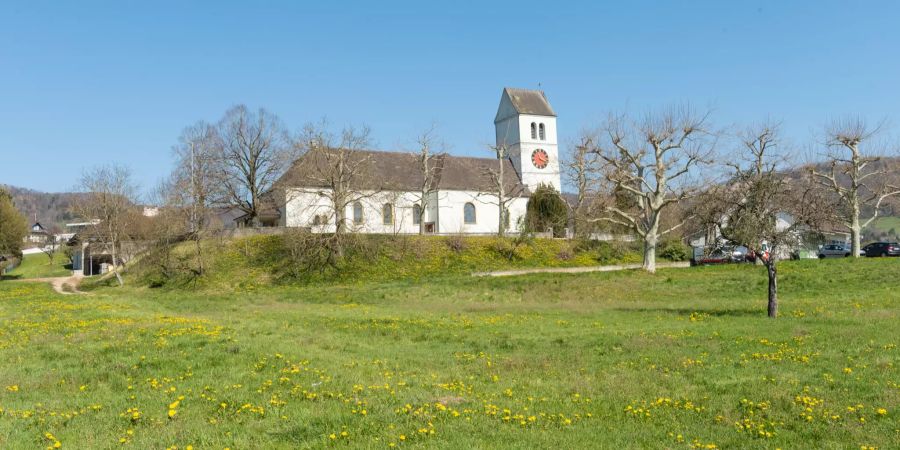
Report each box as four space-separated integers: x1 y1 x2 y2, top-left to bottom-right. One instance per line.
263 88 561 235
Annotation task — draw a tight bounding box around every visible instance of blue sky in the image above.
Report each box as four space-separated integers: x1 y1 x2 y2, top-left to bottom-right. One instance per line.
2 1 899 194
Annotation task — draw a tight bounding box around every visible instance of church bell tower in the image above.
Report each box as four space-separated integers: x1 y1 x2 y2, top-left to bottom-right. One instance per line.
494 87 561 192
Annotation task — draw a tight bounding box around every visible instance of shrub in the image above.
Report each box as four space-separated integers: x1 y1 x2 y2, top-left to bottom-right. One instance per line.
658 239 690 261
556 245 574 261
445 234 467 253
491 239 523 261
524 185 569 237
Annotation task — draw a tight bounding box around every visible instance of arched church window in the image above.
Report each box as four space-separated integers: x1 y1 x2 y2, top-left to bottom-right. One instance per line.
382 203 393 225
464 202 476 224
412 204 422 225
530 122 537 139
503 208 511 230
539 123 546 140
353 202 363 224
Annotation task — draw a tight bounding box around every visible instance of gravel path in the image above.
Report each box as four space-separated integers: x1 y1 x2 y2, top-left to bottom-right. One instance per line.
472 261 690 277
22 276 86 295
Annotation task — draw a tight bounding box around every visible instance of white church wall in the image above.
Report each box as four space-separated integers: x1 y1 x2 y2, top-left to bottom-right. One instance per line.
435 191 528 235
285 188 441 234
285 188 528 235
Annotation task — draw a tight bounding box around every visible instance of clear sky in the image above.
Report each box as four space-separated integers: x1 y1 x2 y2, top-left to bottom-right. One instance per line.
2 0 899 194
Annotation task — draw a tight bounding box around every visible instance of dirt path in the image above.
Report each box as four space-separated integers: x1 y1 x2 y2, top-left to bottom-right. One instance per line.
22 276 86 295
472 261 691 277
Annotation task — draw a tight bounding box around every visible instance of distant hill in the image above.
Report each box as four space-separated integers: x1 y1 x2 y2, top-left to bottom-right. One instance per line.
1 185 86 232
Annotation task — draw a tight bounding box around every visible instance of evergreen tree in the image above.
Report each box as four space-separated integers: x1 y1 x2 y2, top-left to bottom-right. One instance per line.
524 184 569 237
0 188 28 256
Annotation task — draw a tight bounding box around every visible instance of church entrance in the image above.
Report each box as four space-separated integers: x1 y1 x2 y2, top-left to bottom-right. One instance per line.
424 223 435 233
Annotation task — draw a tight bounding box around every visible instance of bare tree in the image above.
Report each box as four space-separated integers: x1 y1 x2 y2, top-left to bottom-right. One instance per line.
565 135 603 237
170 121 221 274
810 117 900 256
297 122 376 258
215 105 292 226
39 234 57 264
700 123 829 317
479 144 525 237
410 125 444 235
590 106 716 273
74 164 139 286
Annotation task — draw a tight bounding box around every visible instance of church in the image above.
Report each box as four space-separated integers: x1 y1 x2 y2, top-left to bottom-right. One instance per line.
265 88 561 234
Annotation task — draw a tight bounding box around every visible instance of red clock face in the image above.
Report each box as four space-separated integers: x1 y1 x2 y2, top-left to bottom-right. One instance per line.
531 149 549 169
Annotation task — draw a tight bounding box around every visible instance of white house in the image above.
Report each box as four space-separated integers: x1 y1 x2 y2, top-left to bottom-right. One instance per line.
265 88 562 235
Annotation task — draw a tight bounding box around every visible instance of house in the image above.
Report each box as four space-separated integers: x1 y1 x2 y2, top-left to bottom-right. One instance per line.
24 222 52 245
260 87 562 234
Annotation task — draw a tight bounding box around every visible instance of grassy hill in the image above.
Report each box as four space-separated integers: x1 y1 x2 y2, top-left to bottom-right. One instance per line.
0 257 897 448
865 216 900 240
2 252 70 279
114 234 676 290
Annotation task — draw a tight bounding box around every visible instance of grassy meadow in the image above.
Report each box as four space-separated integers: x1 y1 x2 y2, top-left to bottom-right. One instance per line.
0 257 898 449
3 252 71 280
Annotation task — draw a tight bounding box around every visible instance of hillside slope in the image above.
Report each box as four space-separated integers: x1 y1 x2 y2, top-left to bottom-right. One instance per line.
111 234 669 289
2 184 86 231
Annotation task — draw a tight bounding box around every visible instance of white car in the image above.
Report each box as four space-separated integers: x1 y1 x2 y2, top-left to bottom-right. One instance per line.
817 244 863 258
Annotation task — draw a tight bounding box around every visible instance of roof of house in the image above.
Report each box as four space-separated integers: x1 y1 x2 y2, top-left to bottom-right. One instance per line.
275 148 530 196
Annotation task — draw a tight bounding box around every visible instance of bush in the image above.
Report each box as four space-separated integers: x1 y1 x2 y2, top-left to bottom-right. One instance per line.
524 185 569 237
658 239 690 261
490 239 523 261
445 234 467 253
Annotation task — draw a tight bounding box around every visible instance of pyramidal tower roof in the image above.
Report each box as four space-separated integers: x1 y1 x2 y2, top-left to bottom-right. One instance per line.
494 87 556 123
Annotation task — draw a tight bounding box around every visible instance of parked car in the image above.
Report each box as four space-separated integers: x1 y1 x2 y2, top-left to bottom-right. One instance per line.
693 249 731 266
863 242 900 257
818 243 855 258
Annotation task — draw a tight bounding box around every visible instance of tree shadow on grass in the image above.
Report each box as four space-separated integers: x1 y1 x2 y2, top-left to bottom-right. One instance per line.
0 274 23 281
611 307 763 317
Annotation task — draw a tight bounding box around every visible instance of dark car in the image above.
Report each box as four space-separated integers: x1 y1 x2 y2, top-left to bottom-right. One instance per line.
863 242 900 257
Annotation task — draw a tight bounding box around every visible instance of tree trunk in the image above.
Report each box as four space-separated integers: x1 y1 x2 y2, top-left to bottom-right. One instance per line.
850 199 861 258
642 216 660 273
110 239 124 287
642 236 657 273
766 261 777 318
195 236 204 276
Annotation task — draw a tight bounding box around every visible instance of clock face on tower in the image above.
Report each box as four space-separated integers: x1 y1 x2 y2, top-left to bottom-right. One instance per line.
531 149 549 169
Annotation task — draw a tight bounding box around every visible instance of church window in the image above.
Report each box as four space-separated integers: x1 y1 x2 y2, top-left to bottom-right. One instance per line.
412 204 422 225
464 202 476 224
312 215 321 226
382 203 393 225
503 208 511 230
539 123 546 140
353 202 363 224
530 122 537 139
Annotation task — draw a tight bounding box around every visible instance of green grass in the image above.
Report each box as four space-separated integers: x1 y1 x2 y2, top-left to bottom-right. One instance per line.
4 252 71 279
867 216 900 234
122 235 650 289
0 258 898 449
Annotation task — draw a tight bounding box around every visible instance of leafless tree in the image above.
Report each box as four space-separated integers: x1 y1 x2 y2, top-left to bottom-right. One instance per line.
699 123 829 317
296 121 377 258
39 234 57 264
479 144 525 237
74 164 139 286
215 105 293 226
590 105 716 273
809 117 900 256
410 125 444 235
565 134 604 237
170 121 221 274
